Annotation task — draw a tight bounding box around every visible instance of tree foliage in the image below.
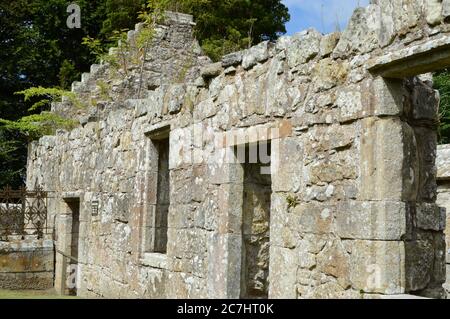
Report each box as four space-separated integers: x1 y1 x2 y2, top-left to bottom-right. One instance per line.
0 0 146 187
434 70 450 144
0 0 289 188
15 87 84 111
0 113 77 141
165 0 290 61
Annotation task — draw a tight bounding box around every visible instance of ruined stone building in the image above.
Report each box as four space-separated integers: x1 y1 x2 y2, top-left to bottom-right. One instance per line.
2 0 450 298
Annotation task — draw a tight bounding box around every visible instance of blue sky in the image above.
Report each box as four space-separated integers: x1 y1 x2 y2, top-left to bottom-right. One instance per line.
282 0 371 35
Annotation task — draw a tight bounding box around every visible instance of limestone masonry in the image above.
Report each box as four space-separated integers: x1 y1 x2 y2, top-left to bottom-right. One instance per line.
19 0 450 298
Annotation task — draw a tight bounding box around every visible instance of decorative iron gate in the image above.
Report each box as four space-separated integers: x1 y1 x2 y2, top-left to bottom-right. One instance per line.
0 186 48 240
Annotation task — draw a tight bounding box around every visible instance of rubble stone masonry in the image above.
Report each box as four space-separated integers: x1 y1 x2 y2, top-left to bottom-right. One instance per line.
24 1 450 298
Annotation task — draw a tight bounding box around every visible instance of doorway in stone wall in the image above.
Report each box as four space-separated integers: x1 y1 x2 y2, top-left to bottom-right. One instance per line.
238 142 272 299
368 40 450 297
65 199 80 296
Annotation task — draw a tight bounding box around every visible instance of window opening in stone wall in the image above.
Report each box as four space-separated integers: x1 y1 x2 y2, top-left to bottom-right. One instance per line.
239 142 272 299
153 137 170 253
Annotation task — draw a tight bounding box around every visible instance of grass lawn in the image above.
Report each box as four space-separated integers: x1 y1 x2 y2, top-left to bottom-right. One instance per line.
0 289 80 299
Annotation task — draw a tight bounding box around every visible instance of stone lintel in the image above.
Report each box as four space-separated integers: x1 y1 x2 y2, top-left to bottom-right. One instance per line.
218 120 293 148
144 122 171 139
61 192 82 201
368 36 450 78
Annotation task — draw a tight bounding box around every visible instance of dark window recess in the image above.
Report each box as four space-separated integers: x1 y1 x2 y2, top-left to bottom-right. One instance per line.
154 138 170 253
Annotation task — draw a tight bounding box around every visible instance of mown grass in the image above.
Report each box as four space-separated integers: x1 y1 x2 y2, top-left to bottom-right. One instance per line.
0 289 80 299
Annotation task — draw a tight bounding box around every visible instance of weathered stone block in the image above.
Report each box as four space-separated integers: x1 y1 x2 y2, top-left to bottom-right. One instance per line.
200 62 223 79
222 51 243 67
242 41 270 70
268 246 297 299
286 29 321 68
320 32 340 57
194 98 217 121
272 137 303 193
332 7 380 59
306 150 357 185
217 183 243 234
312 58 348 92
426 0 443 25
336 201 407 240
371 77 405 116
405 239 435 292
165 84 185 114
359 118 418 201
207 233 242 298
207 161 244 185
410 79 439 121
349 240 405 294
414 126 438 202
291 202 334 235
336 86 364 122
416 203 446 231
316 239 351 289
443 0 450 18
170 168 194 205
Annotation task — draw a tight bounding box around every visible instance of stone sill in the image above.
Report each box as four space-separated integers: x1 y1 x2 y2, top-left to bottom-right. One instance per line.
140 252 169 270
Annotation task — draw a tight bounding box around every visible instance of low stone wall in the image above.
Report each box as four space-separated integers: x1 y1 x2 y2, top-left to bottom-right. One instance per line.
0 236 54 290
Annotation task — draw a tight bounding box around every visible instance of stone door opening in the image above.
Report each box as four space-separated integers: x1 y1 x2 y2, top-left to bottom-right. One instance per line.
66 199 80 296
239 143 272 299
368 40 450 297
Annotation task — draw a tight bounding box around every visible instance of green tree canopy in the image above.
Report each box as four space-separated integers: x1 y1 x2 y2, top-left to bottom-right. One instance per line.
0 0 145 187
434 70 450 144
167 0 290 60
0 0 289 188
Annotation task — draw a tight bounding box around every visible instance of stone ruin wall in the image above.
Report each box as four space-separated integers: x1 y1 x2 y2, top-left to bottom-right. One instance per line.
25 1 450 298
436 145 450 294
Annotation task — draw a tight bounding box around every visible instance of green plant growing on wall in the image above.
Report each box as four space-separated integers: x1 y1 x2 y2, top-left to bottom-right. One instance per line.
59 60 80 90
82 30 131 77
0 112 77 141
135 27 156 98
3 87 83 141
176 54 194 84
96 80 112 102
81 36 105 63
15 87 85 111
0 0 161 188
286 194 300 209
111 29 132 76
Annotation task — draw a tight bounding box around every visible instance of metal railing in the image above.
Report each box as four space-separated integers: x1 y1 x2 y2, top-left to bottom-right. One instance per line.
0 185 49 240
